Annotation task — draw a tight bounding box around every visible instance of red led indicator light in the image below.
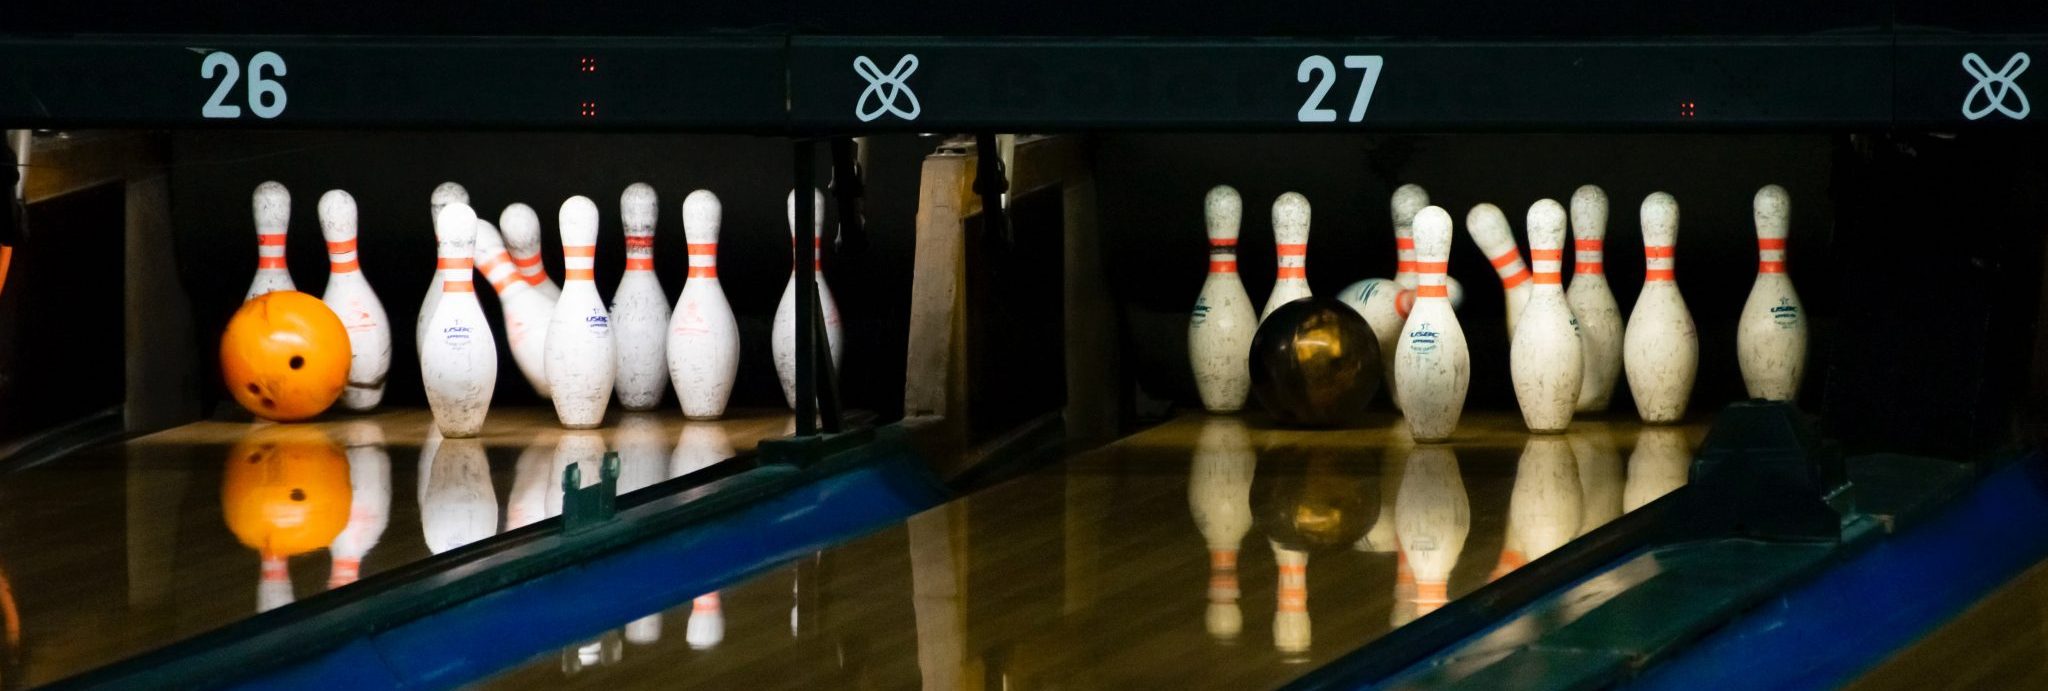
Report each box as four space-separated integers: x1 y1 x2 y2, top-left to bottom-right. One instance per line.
579 57 598 74
580 101 598 117
1679 100 1697 118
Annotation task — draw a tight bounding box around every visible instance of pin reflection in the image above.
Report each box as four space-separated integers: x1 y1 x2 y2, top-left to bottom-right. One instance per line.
1395 446 1468 617
506 430 558 531
220 426 351 613
1188 417 1254 644
329 421 392 589
1508 436 1581 568
420 437 498 555
672 422 737 478
1569 423 1624 536
1624 427 1692 511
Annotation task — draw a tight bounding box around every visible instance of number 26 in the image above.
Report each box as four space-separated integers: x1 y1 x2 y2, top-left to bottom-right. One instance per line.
201 51 288 120
1297 55 1382 123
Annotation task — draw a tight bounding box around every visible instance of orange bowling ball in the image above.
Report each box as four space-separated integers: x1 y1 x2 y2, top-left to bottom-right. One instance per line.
221 425 353 559
221 291 351 422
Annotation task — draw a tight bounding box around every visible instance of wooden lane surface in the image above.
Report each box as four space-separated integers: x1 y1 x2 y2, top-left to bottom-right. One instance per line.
481 411 1707 689
0 407 791 687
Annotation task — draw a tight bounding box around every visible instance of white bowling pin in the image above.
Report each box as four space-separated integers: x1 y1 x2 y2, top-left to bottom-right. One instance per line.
1738 184 1807 401
772 189 845 410
420 437 499 554
1509 436 1582 563
1624 426 1692 511
501 202 562 302
329 421 392 588
547 431 608 516
246 181 295 300
474 218 554 397
1395 445 1468 616
318 190 393 411
1467 203 1533 336
418 182 469 353
1188 417 1254 642
1569 423 1624 536
1622 193 1699 424
420 204 498 438
1271 540 1311 660
612 183 671 411
546 196 616 429
667 191 742 419
1260 192 1313 321
1510 200 1583 433
1189 185 1257 413
1567 185 1624 413
1391 184 1465 310
1394 207 1470 443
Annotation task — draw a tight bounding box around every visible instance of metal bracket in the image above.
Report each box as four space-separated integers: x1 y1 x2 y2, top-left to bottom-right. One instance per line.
562 452 623 535
1687 400 1854 541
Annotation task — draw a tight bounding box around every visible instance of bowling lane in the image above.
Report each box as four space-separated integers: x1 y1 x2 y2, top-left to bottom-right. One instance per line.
0 408 791 687
480 412 1706 689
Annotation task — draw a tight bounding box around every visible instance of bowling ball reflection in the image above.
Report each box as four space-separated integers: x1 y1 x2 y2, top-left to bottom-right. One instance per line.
221 291 352 422
1249 297 1382 428
1256 449 1375 554
222 426 353 558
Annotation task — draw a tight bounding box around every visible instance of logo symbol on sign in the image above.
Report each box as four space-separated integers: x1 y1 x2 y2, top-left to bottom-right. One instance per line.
1963 52 2031 121
854 54 921 122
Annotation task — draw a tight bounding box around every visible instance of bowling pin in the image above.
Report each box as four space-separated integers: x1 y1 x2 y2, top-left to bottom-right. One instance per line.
1188 417 1254 643
1394 207 1470 443
772 189 844 410
245 181 295 300
474 217 554 397
1509 200 1583 433
1466 203 1532 336
667 190 742 419
612 183 670 411
1567 185 1624 413
546 196 615 429
1272 540 1311 660
501 202 562 301
1260 192 1313 321
687 592 726 649
419 437 499 554
420 204 498 438
1391 184 1465 310
1737 184 1807 401
329 421 392 588
317 190 393 411
1336 277 1406 407
1569 423 1624 536
418 182 469 353
1624 426 1692 511
672 422 736 477
1622 193 1698 424
1395 445 1468 616
1508 436 1582 563
1189 185 1257 413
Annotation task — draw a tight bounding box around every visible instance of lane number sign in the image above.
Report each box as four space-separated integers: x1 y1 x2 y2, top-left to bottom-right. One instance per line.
201 50 288 119
1297 55 1382 123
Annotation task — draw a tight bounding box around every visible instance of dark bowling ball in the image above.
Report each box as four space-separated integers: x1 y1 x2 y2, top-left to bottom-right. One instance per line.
1249 296 1382 427
1255 447 1376 555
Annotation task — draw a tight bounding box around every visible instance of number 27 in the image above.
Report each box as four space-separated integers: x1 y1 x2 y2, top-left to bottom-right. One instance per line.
1297 55 1382 123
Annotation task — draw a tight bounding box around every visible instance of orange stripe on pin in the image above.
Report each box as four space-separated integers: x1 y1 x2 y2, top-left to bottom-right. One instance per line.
688 266 718 278
1414 261 1448 273
1209 260 1238 273
1759 261 1786 273
564 246 596 258
1530 249 1564 261
625 258 654 271
326 239 357 254
1575 262 1604 274
330 259 359 273
257 257 286 269
566 268 595 280
1646 268 1676 281
1276 266 1306 279
256 234 287 247
1417 285 1449 298
1575 239 1602 251
512 254 542 268
1644 245 1675 259
437 258 473 270
1758 238 1787 250
1276 243 1308 257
